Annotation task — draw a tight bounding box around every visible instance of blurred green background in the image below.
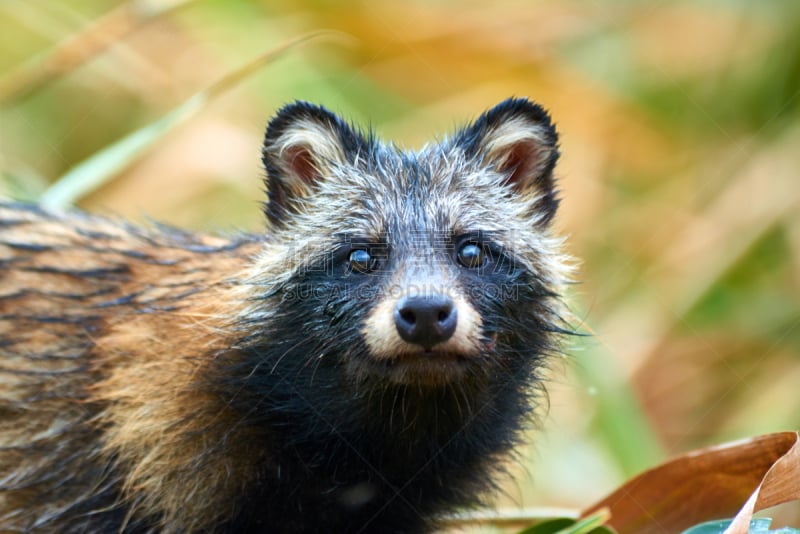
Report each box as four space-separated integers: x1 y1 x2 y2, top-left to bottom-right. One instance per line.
1 0 799 527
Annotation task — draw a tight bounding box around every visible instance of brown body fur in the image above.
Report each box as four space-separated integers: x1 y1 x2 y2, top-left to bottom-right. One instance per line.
0 205 264 531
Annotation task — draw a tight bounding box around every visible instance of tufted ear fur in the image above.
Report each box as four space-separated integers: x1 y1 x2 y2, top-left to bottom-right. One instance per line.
455 98 560 226
262 102 368 228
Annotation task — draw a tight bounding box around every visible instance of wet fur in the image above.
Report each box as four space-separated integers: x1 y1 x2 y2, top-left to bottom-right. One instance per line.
0 99 570 533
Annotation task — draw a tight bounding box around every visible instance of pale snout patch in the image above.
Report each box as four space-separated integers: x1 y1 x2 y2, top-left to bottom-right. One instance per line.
361 282 483 360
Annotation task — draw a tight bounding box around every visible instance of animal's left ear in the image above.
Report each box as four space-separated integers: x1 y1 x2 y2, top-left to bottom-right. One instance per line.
455 98 560 225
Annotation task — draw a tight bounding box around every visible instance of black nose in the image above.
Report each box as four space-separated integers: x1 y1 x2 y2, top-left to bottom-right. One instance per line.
393 294 458 349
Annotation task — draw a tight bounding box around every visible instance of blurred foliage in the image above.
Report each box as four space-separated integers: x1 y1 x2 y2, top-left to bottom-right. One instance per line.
1 0 799 529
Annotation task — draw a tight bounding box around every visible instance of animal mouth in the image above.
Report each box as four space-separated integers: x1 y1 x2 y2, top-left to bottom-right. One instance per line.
412 348 464 361
364 332 499 386
379 354 470 386
408 332 498 359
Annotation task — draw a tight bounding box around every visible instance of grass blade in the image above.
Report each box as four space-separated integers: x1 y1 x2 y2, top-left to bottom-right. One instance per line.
39 31 333 209
0 0 195 104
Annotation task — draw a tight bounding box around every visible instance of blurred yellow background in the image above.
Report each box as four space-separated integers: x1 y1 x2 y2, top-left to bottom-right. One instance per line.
1 0 799 527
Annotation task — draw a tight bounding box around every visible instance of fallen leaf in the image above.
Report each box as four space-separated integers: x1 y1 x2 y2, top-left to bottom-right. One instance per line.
581 432 799 534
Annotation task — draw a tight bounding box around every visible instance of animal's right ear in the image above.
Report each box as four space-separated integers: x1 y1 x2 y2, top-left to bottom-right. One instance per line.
262 102 367 228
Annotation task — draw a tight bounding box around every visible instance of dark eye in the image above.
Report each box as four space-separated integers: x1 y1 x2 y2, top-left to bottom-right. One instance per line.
457 242 486 268
348 249 374 273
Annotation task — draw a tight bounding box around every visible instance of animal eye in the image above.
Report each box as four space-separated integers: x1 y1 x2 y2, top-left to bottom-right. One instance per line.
457 243 485 268
348 249 374 273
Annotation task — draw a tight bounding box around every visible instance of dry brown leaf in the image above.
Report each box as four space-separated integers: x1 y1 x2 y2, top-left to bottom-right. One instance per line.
581 432 799 534
724 433 800 533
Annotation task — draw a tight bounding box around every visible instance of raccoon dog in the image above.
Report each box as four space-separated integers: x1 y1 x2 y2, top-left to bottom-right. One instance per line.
0 98 570 533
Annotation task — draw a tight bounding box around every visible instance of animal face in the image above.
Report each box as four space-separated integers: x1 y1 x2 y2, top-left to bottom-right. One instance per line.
245 98 569 387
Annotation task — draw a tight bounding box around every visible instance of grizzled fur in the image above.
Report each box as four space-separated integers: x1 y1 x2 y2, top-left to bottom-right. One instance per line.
0 98 571 533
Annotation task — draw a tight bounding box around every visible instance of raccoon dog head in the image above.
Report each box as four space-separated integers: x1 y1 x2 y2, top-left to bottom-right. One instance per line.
250 98 568 387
